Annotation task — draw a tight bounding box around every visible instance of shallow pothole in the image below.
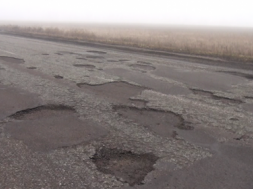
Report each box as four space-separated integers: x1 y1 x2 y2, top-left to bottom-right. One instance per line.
191 89 242 104
27 67 37 70
76 57 87 60
113 106 192 137
86 55 104 59
137 61 151 65
91 147 158 186
73 64 96 69
130 64 156 71
119 59 130 62
218 71 253 80
0 56 25 64
77 81 146 104
42 53 49 55
54 75 64 79
9 105 75 120
87 50 107 54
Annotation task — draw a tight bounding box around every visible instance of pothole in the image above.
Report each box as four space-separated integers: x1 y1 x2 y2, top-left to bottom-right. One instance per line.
87 50 107 54
129 99 147 107
119 59 130 62
137 61 151 65
86 55 104 59
113 106 192 137
73 64 96 69
245 96 253 100
27 67 37 70
77 81 146 104
9 105 75 120
54 75 64 79
130 64 156 71
191 89 242 104
42 53 49 55
5 105 108 151
218 71 253 80
91 147 158 186
107 60 118 62
76 57 87 60
56 51 82 56
0 56 25 64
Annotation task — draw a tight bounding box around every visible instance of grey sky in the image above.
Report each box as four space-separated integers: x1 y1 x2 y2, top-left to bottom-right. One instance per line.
0 0 252 27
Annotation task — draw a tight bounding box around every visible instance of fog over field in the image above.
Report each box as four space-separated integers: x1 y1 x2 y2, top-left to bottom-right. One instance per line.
0 0 253 27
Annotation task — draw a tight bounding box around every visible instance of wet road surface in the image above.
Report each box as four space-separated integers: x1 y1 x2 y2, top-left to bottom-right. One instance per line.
0 34 253 189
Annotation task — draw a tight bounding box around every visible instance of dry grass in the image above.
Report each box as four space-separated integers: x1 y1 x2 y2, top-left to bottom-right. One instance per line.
1 24 253 62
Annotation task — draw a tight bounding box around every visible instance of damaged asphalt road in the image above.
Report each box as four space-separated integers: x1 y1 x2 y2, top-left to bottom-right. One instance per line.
0 34 253 189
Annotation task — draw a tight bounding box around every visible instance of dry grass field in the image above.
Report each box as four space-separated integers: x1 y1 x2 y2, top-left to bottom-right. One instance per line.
0 23 252 62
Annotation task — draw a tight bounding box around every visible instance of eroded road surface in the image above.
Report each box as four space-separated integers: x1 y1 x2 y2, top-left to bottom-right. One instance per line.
0 34 253 189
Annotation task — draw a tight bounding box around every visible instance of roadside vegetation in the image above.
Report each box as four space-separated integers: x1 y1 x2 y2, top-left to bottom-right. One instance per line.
0 24 252 62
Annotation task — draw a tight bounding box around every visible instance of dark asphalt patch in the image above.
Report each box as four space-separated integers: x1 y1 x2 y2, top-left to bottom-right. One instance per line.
91 147 158 186
87 50 107 54
113 106 192 137
130 64 156 71
77 81 146 105
54 75 64 79
191 89 243 104
0 56 25 64
9 105 75 120
73 64 96 69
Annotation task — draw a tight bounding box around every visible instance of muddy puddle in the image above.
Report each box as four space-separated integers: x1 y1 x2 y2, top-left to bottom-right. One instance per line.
92 147 158 186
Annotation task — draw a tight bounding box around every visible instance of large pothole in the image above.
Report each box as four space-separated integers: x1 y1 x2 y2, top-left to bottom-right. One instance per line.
113 106 192 137
77 81 146 105
9 105 76 120
0 56 25 64
5 105 108 151
91 147 158 186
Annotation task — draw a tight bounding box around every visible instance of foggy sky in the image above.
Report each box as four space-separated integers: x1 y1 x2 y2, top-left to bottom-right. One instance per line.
0 0 252 27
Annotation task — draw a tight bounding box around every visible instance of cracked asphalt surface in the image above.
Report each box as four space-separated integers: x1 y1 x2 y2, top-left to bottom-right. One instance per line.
0 34 253 189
